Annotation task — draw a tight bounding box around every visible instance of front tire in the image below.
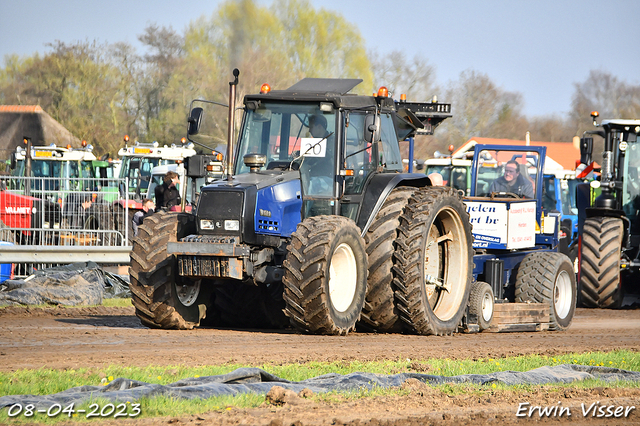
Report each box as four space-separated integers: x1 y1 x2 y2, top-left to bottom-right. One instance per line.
393 187 473 335
515 252 577 331
579 216 624 308
129 211 212 329
283 216 368 335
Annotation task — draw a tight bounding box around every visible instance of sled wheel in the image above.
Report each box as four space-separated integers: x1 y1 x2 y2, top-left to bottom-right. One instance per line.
129 211 212 329
283 216 367 335
469 281 494 331
394 187 473 335
515 252 577 331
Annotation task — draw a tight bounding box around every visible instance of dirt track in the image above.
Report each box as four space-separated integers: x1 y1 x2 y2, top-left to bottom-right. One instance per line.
2 306 640 425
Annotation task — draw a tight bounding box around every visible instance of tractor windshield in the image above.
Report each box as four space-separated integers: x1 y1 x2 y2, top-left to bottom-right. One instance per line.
474 149 540 199
236 102 337 197
622 138 640 230
119 156 174 194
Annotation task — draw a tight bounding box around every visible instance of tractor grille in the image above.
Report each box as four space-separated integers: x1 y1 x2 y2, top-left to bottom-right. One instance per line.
198 190 243 220
177 255 242 279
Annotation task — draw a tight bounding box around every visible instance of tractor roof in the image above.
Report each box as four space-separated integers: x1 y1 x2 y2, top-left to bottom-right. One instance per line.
245 78 387 110
601 119 640 129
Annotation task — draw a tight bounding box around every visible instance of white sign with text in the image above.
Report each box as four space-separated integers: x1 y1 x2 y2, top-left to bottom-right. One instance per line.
300 138 326 158
466 200 536 249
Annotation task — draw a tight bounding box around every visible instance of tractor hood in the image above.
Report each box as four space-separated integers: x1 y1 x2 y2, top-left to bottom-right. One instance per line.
195 170 302 246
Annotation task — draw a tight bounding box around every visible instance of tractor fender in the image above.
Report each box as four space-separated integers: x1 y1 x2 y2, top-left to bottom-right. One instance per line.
356 173 432 236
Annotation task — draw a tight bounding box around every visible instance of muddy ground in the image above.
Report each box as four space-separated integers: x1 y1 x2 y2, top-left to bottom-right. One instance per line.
1 306 640 425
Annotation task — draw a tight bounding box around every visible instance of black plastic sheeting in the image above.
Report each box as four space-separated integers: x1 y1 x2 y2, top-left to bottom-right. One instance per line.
0 262 130 306
2 365 640 409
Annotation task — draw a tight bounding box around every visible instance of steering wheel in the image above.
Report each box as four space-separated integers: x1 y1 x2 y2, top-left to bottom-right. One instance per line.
490 192 521 199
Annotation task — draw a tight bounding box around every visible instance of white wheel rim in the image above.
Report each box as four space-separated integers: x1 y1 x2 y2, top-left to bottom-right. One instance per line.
554 270 572 319
481 291 494 322
177 280 201 307
422 207 469 321
329 243 358 313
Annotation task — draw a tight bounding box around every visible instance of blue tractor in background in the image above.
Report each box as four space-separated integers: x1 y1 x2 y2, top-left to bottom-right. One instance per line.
541 171 582 270
463 144 577 331
129 71 475 335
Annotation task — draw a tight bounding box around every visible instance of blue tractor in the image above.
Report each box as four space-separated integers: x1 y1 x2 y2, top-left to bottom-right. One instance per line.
463 144 577 331
129 71 475 335
541 171 582 270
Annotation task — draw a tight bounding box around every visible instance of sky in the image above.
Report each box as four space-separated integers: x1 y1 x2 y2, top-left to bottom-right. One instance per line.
1 0 639 119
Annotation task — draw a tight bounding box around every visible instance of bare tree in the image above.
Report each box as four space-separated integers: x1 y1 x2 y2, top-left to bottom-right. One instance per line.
369 50 439 101
427 69 527 158
570 70 640 163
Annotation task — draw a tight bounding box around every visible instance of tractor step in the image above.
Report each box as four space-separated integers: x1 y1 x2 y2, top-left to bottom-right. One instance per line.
486 302 550 333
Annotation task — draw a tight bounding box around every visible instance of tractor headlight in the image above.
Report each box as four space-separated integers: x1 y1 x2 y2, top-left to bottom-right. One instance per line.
200 220 215 230
224 220 239 231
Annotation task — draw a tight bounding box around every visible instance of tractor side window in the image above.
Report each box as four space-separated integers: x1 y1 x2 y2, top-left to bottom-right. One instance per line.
344 113 372 195
379 114 403 172
542 177 557 212
451 167 468 193
623 140 640 231
139 159 159 190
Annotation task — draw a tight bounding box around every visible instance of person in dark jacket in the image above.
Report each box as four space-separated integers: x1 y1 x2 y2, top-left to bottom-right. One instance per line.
489 160 534 198
155 170 181 210
132 198 155 236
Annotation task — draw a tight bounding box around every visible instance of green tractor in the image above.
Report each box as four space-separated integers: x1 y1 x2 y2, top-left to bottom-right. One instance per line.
576 112 640 307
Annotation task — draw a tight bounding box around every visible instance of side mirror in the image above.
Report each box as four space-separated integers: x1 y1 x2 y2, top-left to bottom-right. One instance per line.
188 107 204 136
364 114 381 143
580 137 593 165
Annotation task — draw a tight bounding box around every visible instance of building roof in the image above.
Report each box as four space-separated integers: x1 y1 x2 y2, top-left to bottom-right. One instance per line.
452 136 581 170
0 105 80 160
0 105 44 113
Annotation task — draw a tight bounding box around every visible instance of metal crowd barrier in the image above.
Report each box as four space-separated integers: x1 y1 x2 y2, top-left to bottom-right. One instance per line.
0 176 133 278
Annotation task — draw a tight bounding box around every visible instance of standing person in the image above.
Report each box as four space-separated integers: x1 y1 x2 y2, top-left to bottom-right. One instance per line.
72 193 97 229
132 198 155 237
155 170 181 210
489 160 534 199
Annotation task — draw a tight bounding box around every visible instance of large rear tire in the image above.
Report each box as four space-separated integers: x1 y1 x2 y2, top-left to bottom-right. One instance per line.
359 187 416 332
283 216 368 335
579 216 624 308
515 252 576 331
393 187 473 335
129 211 213 329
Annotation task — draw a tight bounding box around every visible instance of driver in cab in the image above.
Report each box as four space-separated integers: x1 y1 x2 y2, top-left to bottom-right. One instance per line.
489 160 534 198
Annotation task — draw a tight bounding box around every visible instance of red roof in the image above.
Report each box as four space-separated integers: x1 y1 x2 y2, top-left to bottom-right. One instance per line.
0 105 43 113
453 137 580 170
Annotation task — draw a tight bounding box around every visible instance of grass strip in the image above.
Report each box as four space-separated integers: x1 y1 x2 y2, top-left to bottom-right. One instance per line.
0 349 638 424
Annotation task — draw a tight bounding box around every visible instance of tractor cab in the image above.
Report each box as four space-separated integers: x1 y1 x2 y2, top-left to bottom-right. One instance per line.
187 78 446 237
7 143 102 204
